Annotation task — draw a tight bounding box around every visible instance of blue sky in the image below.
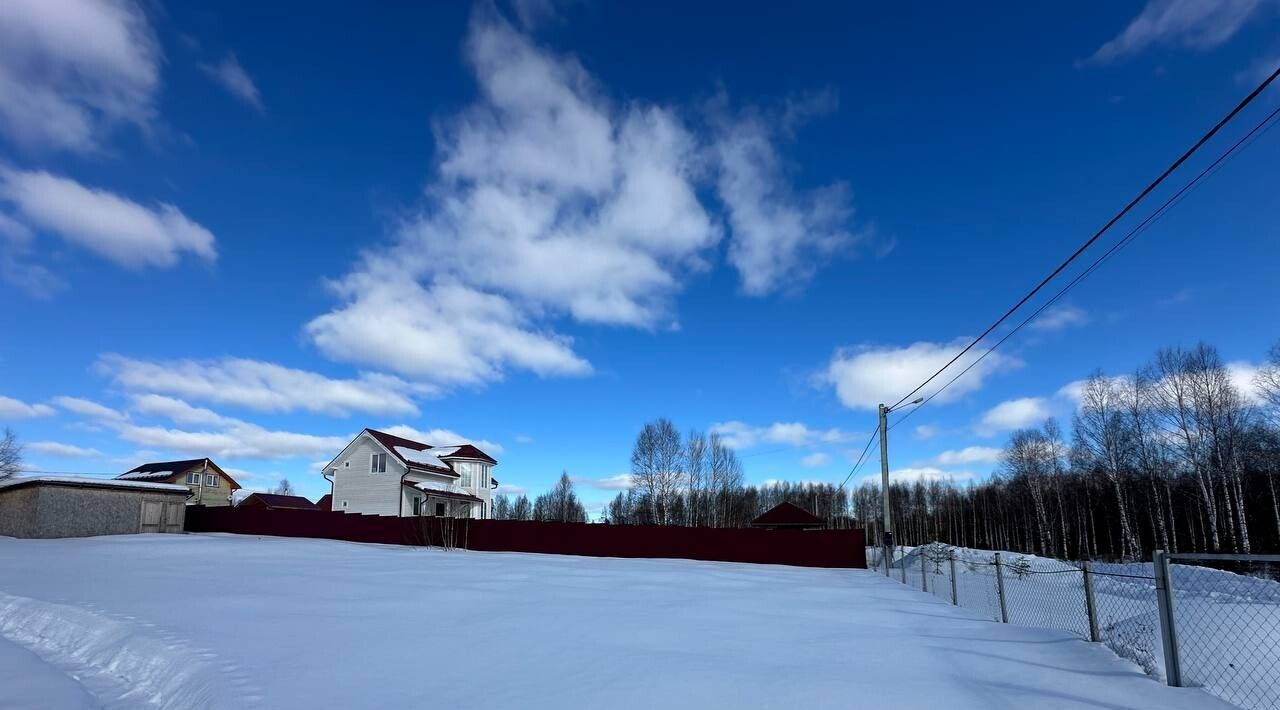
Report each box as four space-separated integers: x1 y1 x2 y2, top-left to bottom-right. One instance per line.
1 1 1278 513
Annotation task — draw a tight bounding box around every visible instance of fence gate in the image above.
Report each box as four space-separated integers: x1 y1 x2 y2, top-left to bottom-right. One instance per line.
140 501 163 533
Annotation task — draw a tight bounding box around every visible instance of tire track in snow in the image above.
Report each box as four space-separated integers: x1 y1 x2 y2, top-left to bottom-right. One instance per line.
0 591 261 710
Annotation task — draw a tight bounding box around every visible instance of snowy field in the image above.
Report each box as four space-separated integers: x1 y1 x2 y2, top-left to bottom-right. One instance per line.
876 545 1280 709
0 534 1231 710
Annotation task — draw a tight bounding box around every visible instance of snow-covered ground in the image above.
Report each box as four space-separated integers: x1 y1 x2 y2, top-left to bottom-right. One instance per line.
0 534 1230 709
874 545 1280 710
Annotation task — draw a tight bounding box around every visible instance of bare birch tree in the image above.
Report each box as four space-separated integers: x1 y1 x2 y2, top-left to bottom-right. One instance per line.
0 428 19 480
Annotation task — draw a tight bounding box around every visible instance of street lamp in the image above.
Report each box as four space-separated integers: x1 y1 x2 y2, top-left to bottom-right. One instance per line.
879 397 922 576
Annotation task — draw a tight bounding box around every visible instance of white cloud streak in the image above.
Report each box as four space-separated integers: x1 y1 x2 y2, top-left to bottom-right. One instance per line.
709 421 863 450
932 446 1002 466
823 337 1019 411
1089 0 1265 65
27 441 102 458
0 168 216 269
977 397 1053 436
1029 304 1089 332
0 0 160 152
0 395 55 419
99 354 421 417
199 53 264 111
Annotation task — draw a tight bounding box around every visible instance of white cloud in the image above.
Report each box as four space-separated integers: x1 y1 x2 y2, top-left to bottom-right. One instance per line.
52 396 127 423
1029 304 1089 332
823 337 1019 411
514 434 535 444
977 397 1053 436
494 483 528 496
713 110 854 295
99 354 420 417
800 452 831 468
1089 0 1265 65
913 424 939 440
0 0 160 152
1227 360 1265 404
709 420 863 450
199 53 263 111
577 474 633 491
0 168 216 269
377 424 504 455
307 13 851 390
932 446 1002 466
55 393 349 460
27 441 101 458
0 395 55 419
862 466 976 485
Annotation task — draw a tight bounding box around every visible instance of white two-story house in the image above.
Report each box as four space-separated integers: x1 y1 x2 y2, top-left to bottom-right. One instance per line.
322 429 499 519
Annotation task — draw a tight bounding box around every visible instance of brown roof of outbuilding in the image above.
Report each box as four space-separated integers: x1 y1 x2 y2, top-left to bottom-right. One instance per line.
315 494 332 511
751 502 825 528
238 493 320 511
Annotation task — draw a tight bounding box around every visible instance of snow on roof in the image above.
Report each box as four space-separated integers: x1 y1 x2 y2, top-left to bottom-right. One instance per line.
410 479 455 493
0 475 190 494
394 446 449 470
117 470 175 481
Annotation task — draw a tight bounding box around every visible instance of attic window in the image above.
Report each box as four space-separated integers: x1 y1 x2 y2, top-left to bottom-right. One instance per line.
186 472 201 485
370 453 387 474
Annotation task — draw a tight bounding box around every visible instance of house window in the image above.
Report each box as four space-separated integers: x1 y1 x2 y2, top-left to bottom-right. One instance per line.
205 474 217 487
341 500 349 509
186 472 201 485
435 502 446 517
458 462 473 488
370 453 387 473
412 497 422 515
343 461 350 468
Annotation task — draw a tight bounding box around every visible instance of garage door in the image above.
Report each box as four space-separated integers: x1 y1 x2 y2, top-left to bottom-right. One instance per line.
141 501 163 532
162 502 184 533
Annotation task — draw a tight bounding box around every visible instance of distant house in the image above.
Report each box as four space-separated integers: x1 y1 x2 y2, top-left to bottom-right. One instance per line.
238 493 320 511
117 458 242 507
322 428 499 519
314 494 332 511
751 502 825 530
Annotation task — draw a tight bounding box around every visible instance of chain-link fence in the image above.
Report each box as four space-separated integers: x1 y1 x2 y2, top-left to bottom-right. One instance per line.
866 544 1279 710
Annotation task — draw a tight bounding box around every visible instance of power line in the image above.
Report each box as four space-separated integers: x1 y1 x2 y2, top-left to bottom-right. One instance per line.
11 469 121 477
889 98 1280 430
889 66 1280 411
836 425 880 492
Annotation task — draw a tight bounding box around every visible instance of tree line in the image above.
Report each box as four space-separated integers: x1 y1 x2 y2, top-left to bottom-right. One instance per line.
855 342 1280 560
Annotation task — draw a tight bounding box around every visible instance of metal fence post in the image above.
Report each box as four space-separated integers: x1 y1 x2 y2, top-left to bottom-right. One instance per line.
921 550 928 593
949 556 958 605
1082 561 1100 642
994 552 1009 623
1153 550 1183 687
898 547 907 584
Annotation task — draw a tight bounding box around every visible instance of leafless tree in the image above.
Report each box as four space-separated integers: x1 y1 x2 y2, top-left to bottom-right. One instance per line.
534 472 587 523
273 478 295 495
630 418 683 525
684 430 707 526
0 428 19 480
1074 372 1141 560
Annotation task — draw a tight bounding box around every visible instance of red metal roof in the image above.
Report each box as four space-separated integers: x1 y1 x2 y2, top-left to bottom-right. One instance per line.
364 429 456 475
239 493 320 510
401 482 483 503
751 502 825 528
315 494 332 511
438 443 497 465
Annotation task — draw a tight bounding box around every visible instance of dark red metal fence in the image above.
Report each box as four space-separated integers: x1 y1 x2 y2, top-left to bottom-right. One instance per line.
185 507 866 568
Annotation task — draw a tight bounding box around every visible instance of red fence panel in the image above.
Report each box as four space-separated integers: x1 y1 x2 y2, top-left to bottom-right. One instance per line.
185 507 866 568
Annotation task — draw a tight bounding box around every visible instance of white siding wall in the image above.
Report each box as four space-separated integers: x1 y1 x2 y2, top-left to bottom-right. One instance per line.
439 459 493 519
330 436 406 516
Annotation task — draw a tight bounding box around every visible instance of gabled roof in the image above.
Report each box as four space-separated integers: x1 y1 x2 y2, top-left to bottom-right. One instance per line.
315 494 332 511
436 443 497 465
751 502 825 528
117 458 242 490
239 493 319 510
363 428 497 474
